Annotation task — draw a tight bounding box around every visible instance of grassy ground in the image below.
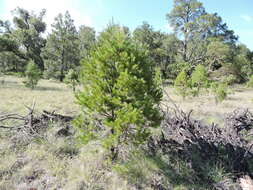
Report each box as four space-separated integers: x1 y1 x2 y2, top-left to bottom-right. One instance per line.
1 75 252 124
0 75 79 115
0 75 252 189
164 86 253 125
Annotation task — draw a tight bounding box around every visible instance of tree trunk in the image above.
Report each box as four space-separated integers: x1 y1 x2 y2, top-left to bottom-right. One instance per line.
59 49 65 82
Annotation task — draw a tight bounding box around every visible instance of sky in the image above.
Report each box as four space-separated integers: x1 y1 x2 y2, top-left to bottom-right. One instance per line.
0 0 253 50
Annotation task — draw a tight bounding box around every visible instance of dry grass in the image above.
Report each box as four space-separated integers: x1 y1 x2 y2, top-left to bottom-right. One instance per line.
0 75 79 115
0 75 252 189
164 86 253 125
1 75 252 125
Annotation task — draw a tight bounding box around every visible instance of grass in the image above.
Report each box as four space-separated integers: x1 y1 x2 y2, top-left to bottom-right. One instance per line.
0 75 253 189
0 75 78 115
1 75 252 123
164 86 253 125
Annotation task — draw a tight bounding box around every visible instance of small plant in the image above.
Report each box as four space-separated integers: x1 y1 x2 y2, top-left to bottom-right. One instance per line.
211 82 228 103
23 60 41 89
0 71 5 85
222 74 237 86
246 75 253 88
190 65 209 96
64 69 79 92
174 69 190 99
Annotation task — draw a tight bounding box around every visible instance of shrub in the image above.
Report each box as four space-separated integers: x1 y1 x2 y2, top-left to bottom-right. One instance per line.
64 69 79 92
222 74 237 85
190 65 209 96
246 75 253 88
23 61 41 89
174 69 190 99
211 82 228 103
75 25 163 160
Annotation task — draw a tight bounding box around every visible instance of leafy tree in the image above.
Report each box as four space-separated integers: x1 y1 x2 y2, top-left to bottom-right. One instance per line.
232 44 253 82
78 25 96 59
0 9 46 71
247 75 253 88
206 38 230 71
167 0 237 67
24 60 41 89
0 51 26 73
12 8 46 70
43 11 79 81
133 22 179 79
75 25 163 160
167 0 205 63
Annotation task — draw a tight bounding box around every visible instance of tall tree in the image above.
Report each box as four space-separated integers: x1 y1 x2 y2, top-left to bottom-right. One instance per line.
43 11 79 81
12 8 46 70
133 22 179 78
0 8 46 71
167 0 237 67
78 25 96 59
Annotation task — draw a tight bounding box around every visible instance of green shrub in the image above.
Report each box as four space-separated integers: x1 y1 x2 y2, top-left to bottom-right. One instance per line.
190 65 209 96
64 69 79 92
75 25 163 159
0 72 4 85
222 74 237 85
246 75 253 88
23 61 41 89
174 69 190 99
211 82 228 103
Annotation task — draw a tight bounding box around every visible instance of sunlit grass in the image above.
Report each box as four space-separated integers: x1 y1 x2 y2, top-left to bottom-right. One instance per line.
0 75 79 115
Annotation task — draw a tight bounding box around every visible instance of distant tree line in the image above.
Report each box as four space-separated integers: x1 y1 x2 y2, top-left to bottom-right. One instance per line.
0 0 252 86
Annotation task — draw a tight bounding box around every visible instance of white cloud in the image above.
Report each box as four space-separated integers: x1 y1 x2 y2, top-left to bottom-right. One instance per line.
240 15 252 22
1 0 97 31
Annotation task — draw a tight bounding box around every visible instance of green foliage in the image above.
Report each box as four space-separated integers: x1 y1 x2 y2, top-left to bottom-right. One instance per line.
64 69 79 92
79 25 96 59
13 8 46 70
0 8 46 71
222 74 237 85
43 11 80 82
24 60 41 89
247 75 253 88
190 65 208 96
206 38 230 70
76 25 163 155
133 22 179 79
211 82 228 103
167 0 237 73
174 69 190 99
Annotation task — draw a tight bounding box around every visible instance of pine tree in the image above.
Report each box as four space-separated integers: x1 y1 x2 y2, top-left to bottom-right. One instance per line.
75 25 163 159
24 60 41 89
43 11 79 81
190 64 208 95
174 69 189 99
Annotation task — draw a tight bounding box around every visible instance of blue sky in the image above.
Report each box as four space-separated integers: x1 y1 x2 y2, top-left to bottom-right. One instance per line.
0 0 253 50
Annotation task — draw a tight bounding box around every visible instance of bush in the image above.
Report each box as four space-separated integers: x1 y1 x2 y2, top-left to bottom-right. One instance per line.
222 74 237 85
246 75 253 88
174 69 190 99
211 82 228 103
64 69 79 92
75 25 163 159
190 65 208 96
23 61 41 89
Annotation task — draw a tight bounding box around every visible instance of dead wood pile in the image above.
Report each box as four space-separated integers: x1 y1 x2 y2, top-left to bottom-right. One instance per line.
148 108 253 190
